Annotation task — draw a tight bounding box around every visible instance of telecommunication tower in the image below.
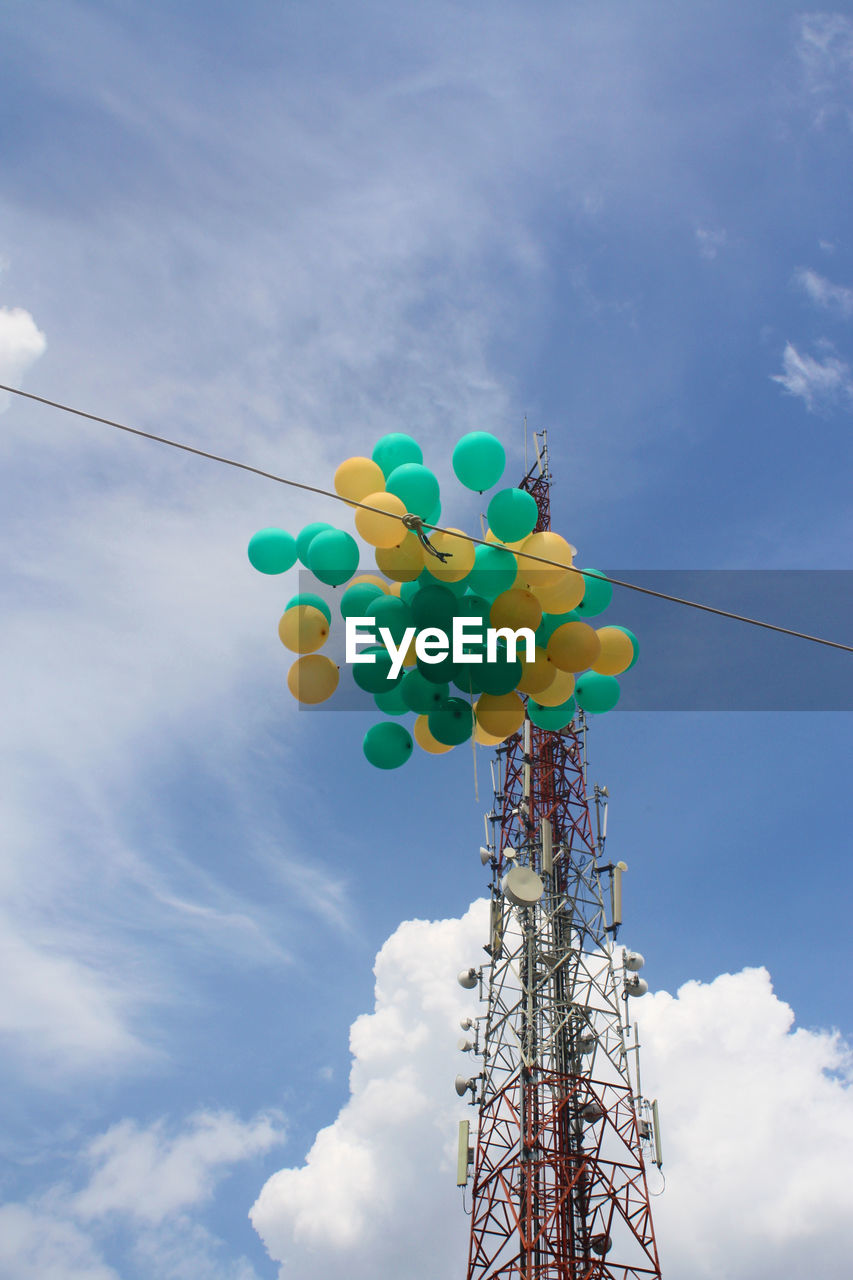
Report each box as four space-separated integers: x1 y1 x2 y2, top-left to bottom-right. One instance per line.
455 436 663 1279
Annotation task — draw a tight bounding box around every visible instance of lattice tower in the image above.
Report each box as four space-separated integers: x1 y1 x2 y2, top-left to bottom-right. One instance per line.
457 438 662 1280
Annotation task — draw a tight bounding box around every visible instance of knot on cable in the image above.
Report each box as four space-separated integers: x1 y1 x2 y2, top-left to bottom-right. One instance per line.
401 512 451 562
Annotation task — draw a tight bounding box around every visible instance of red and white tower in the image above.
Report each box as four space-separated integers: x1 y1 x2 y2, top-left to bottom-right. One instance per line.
456 438 663 1279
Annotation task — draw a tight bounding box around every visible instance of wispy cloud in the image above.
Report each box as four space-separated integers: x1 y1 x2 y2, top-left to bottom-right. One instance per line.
0 1109 282 1278
695 227 727 260
771 341 853 411
74 1110 284 1224
794 267 853 316
797 12 853 128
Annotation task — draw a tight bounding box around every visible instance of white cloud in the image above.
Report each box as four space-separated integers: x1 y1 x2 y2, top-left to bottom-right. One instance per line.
74 1110 285 1224
129 1218 265 1280
252 905 853 1280
250 900 489 1273
794 267 853 316
797 13 853 128
695 227 727 260
0 924 146 1067
0 306 46 407
0 1203 119 1280
0 1109 280 1279
641 968 853 1277
771 341 853 410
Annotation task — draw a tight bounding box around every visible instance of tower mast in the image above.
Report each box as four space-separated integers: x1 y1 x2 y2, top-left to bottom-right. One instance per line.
457 435 662 1279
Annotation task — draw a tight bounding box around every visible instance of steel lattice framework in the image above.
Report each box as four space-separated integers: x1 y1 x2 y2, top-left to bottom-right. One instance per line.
461 442 662 1280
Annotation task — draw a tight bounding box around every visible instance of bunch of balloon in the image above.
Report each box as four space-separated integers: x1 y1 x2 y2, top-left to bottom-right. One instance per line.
247 430 640 769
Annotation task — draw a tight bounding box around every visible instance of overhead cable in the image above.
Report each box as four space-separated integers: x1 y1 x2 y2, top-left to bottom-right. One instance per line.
2 381 851 656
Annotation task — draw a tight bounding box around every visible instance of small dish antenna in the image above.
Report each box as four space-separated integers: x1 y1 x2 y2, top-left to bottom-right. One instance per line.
502 865 544 908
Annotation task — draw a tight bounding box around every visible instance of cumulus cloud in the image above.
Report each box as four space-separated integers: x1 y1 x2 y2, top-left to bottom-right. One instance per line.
794 267 853 317
250 900 489 1273
252 905 853 1280
771 341 853 410
0 305 46 405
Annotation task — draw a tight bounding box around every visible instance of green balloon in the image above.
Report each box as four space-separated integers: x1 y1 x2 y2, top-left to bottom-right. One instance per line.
528 696 577 731
400 668 449 714
438 572 472 597
450 596 489 686
385 463 440 519
468 543 517 599
575 672 620 714
374 685 410 717
613 625 640 670
353 645 401 694
366 595 415 645
307 529 360 587
470 638 522 696
399 574 426 604
452 663 480 697
411 583 456 631
487 488 538 543
296 522 334 566
536 609 580 648
285 592 331 625
416 651 457 685
363 722 414 769
455 592 490 627
429 697 474 746
575 568 613 617
248 528 297 575
340 583 384 618
452 431 506 492
425 500 441 527
372 433 423 479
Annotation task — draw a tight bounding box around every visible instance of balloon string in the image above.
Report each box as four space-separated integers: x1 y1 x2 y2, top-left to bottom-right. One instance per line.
3 381 852 656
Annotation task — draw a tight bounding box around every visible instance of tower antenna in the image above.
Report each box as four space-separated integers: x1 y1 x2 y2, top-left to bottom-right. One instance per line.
456 445 662 1279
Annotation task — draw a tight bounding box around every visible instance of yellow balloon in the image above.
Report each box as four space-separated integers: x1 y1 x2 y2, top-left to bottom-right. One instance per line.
354 491 407 548
485 528 528 551
414 714 454 754
534 665 576 707
531 567 586 613
387 580 403 597
490 588 542 633
592 626 635 676
401 634 418 667
349 573 390 593
287 654 340 704
476 691 526 739
334 456 386 504
546 620 601 673
424 528 477 582
471 721 504 747
510 557 533 592
516 646 556 695
519 532 576 590
278 605 330 654
375 533 425 582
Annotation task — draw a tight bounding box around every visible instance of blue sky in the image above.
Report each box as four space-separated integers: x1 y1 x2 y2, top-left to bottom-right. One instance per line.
2 3 853 1277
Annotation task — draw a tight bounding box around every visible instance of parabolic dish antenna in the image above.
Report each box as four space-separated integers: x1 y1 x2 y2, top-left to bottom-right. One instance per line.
501 864 544 907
